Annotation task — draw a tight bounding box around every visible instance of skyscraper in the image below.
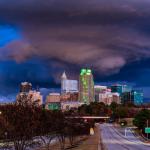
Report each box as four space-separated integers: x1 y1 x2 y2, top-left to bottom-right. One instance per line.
79 69 94 104
111 84 131 95
61 71 78 93
94 85 107 102
121 90 143 105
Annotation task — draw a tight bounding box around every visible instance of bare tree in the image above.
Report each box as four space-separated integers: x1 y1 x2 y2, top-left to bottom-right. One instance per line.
37 109 56 150
0 103 40 150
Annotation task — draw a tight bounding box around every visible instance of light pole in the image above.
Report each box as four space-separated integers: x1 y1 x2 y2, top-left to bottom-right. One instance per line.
4 132 8 140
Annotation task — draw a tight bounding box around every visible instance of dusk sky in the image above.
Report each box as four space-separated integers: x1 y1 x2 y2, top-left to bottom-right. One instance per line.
0 0 150 102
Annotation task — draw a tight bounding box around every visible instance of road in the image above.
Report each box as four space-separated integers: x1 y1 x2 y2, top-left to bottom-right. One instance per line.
100 123 150 150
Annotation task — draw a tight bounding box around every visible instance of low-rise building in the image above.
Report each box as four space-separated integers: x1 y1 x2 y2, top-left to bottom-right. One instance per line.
61 92 79 102
45 93 61 110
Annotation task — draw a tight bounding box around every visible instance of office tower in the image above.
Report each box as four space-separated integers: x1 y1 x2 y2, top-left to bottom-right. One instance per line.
94 85 107 102
61 71 78 93
121 90 143 105
20 82 32 93
46 93 60 103
111 84 131 95
131 90 143 105
94 85 120 105
79 69 94 104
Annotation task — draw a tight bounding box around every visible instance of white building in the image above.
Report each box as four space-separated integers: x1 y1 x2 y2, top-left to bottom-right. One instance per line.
61 72 78 93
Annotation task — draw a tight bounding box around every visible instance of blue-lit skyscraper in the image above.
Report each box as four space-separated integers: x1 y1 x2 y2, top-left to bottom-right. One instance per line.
131 90 143 105
121 90 143 105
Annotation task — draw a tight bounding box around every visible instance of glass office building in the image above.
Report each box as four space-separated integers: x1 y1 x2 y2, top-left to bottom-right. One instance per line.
111 84 132 95
121 90 143 105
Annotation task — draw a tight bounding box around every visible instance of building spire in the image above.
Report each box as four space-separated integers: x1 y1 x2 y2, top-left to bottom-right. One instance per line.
61 71 67 79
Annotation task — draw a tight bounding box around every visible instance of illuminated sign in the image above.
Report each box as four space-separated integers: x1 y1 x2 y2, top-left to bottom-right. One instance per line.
145 127 150 134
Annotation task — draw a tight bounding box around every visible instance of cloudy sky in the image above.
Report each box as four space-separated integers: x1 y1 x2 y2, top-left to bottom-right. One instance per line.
0 0 150 102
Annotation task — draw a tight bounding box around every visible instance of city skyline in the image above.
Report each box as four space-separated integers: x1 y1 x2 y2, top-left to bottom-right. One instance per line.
1 1 150 102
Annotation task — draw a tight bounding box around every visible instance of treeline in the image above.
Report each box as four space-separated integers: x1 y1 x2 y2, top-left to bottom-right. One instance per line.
0 102 92 150
77 102 139 118
133 109 150 139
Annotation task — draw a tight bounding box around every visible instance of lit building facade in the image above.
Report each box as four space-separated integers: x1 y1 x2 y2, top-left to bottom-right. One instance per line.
94 85 120 105
28 90 43 106
79 69 94 104
16 90 43 106
121 90 143 105
111 84 131 95
132 90 143 105
94 85 107 102
45 93 61 110
61 92 79 102
46 102 61 110
99 91 120 105
61 72 78 93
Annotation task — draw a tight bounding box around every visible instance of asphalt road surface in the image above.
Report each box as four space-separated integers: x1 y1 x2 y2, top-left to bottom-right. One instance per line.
100 123 150 150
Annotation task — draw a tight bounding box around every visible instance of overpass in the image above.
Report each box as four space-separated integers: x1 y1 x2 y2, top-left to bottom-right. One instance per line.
66 116 110 119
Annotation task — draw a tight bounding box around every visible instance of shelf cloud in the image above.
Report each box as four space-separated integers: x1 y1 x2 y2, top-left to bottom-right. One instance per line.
0 0 150 98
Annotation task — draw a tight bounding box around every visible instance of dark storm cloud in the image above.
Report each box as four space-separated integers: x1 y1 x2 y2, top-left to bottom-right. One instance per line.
1 0 150 86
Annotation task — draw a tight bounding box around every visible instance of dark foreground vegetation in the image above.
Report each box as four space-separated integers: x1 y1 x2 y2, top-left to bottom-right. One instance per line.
0 97 93 150
0 97 149 150
133 109 150 139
